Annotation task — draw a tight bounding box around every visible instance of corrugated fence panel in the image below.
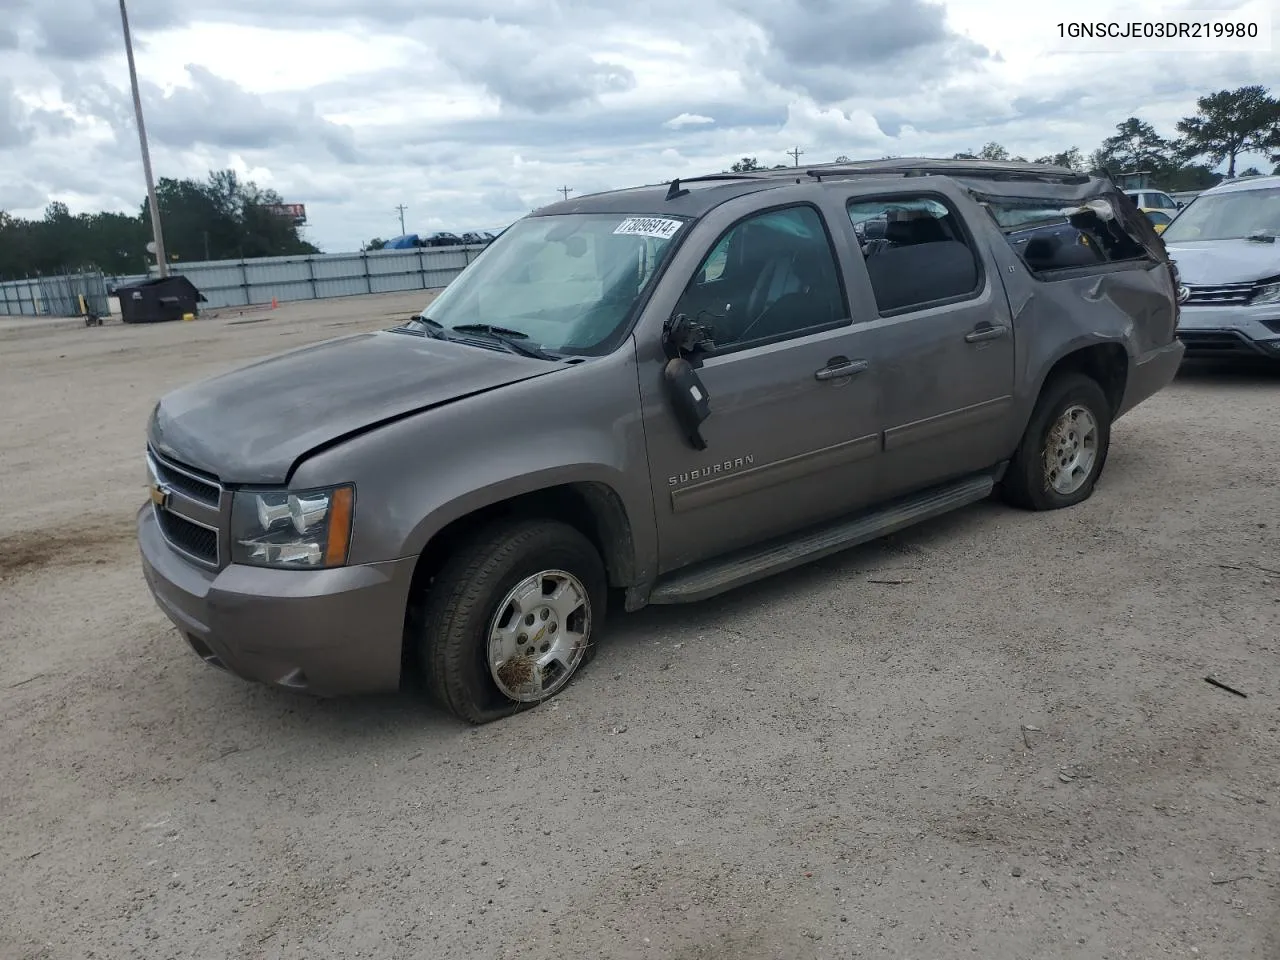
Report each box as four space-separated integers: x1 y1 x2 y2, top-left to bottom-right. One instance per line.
1 271 110 317
146 244 484 311
2 244 483 316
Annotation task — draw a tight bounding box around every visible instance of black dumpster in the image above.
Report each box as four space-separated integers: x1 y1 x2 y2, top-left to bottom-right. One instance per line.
113 276 206 324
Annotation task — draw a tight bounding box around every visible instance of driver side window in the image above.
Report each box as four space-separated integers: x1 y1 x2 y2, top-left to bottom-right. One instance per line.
673 205 847 350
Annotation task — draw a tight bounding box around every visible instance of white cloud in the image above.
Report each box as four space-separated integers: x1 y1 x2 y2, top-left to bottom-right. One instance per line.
665 113 716 128
0 0 1276 251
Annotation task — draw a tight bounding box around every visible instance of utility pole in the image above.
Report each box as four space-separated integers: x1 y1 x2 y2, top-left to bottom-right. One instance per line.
557 185 573 201
787 146 804 167
118 0 168 277
395 204 408 235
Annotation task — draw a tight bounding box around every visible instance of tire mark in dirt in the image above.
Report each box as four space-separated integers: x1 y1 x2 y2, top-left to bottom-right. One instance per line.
0 515 137 578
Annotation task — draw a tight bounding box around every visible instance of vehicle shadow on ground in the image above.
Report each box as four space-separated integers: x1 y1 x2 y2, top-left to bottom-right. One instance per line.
609 497 1007 644
191 499 1008 740
1175 358 1280 387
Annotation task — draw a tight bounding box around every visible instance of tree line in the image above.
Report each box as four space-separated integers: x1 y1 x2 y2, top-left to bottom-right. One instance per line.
0 170 318 281
727 84 1280 191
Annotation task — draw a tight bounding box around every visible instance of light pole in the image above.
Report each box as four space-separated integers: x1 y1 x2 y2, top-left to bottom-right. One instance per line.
118 0 168 277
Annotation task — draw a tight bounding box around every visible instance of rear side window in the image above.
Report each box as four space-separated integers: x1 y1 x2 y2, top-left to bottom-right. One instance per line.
847 195 981 314
986 198 1152 275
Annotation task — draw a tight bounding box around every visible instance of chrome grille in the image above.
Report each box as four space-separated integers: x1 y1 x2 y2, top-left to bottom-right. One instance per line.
1182 282 1256 305
147 447 225 568
156 509 219 564
147 449 220 505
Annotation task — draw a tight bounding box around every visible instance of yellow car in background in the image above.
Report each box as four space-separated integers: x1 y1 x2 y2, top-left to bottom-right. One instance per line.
1140 207 1173 234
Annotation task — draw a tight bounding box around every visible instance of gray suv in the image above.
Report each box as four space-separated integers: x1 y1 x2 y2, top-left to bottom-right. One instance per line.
138 158 1183 723
1161 174 1280 361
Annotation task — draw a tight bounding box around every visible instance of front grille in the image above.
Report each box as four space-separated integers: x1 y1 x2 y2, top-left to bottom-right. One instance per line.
148 448 220 505
156 508 219 565
1183 282 1256 305
147 446 224 567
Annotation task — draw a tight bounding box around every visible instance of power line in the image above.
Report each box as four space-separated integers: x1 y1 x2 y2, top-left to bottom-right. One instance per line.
787 146 805 167
557 185 573 201
395 204 408 235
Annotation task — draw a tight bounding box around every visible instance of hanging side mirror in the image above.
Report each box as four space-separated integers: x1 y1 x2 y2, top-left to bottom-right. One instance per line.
661 313 717 450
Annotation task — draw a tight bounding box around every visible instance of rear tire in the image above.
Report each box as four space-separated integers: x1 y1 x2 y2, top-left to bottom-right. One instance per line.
417 519 607 724
1001 372 1112 511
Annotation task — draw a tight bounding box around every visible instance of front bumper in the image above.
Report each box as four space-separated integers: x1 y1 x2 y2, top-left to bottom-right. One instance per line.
138 504 415 696
1176 305 1280 360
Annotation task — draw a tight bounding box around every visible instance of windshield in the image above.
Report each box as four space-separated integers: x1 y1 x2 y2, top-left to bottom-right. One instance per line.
1162 187 1280 242
417 212 687 355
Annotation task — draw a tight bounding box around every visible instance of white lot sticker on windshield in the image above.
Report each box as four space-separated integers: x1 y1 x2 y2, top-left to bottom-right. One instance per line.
613 217 683 240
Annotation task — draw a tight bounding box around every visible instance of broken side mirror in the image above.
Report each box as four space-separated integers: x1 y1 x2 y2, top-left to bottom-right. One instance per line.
661 313 716 450
661 312 717 366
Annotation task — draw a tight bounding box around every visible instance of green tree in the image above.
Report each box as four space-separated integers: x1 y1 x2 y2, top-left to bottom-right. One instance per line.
1090 118 1175 180
0 169 319 280
364 238 388 251
954 142 1021 161
143 170 319 262
1175 85 1280 178
1162 164 1223 192
729 157 761 172
1034 147 1085 170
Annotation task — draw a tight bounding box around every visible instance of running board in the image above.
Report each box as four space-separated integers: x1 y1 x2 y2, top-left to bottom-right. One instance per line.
647 472 996 605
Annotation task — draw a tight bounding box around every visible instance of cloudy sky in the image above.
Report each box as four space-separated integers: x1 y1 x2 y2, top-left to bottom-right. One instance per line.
1 0 1277 252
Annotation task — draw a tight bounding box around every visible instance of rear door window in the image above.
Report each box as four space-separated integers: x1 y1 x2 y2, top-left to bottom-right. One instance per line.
846 195 982 314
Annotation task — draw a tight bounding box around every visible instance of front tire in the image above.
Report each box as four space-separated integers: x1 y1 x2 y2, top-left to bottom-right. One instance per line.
1001 372 1112 511
418 519 607 724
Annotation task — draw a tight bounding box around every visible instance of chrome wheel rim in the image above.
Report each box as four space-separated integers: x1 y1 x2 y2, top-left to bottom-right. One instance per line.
1044 404 1099 496
487 569 592 702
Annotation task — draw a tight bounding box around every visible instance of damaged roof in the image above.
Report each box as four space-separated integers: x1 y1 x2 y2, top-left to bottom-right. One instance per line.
534 157 1115 220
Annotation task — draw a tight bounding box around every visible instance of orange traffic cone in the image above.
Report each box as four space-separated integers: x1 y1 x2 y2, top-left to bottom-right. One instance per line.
271 297 278 309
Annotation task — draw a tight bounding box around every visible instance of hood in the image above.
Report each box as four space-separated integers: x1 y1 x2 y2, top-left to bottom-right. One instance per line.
149 329 560 484
1164 239 1280 285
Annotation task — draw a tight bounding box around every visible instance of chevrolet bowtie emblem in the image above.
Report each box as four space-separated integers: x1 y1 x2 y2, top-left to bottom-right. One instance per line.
149 483 171 508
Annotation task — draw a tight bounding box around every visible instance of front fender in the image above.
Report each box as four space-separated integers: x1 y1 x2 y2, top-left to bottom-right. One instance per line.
290 341 658 582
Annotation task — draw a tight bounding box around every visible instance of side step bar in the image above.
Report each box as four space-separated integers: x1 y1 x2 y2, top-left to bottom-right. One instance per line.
647 472 996 605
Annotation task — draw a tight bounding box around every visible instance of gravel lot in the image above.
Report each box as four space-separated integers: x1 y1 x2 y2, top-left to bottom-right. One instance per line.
2 292 1278 960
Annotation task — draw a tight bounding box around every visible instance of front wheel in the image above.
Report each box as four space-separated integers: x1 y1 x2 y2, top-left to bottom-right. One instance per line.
1001 372 1112 511
417 519 607 724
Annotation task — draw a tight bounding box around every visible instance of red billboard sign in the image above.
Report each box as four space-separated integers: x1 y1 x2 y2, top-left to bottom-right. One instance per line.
264 203 307 225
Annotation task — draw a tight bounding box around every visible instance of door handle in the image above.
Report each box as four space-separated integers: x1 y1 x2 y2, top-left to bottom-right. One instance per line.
815 358 869 381
965 323 1008 343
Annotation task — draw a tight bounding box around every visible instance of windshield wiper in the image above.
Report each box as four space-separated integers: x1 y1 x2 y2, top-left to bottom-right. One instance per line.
448 324 559 360
398 314 447 338
1244 232 1276 243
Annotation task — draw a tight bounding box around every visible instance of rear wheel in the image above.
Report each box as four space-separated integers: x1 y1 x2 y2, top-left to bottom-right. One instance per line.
418 519 607 724
1001 372 1112 511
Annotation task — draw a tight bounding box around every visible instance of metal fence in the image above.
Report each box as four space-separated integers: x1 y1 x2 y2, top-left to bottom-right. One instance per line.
148 245 485 310
0 270 113 317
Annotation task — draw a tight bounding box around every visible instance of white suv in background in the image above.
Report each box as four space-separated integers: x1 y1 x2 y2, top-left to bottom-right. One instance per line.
1162 175 1280 362
1124 189 1181 213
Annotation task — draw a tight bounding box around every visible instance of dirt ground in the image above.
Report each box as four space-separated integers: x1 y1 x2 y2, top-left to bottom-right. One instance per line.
1 292 1277 960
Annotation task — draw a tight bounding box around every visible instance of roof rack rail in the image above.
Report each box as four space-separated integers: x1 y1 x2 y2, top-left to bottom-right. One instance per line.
795 157 1092 186
669 172 770 185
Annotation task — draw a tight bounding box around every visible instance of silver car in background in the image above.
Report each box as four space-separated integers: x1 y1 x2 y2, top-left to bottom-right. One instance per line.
1162 175 1280 361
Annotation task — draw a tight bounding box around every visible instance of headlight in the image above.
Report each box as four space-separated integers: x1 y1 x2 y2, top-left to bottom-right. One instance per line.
230 484 354 568
1253 282 1280 305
